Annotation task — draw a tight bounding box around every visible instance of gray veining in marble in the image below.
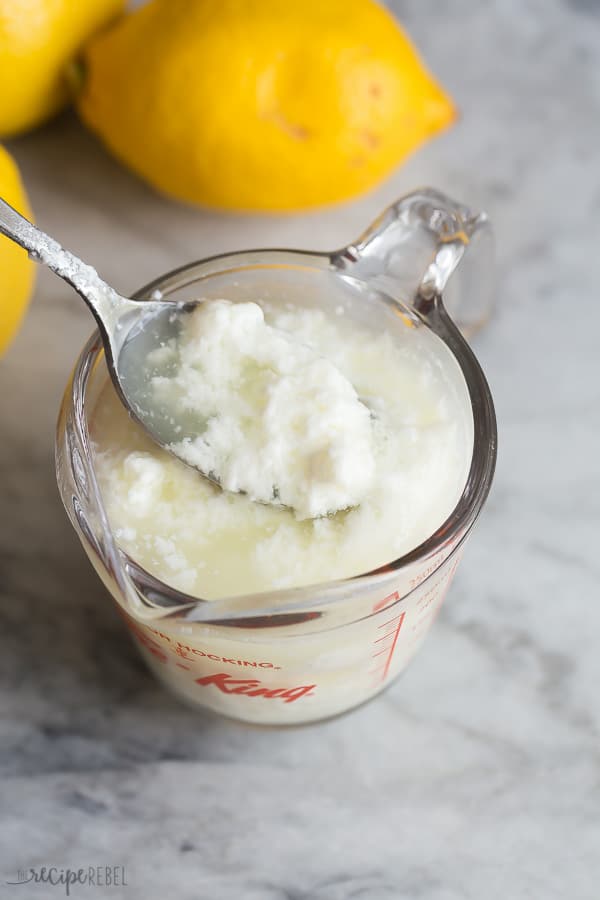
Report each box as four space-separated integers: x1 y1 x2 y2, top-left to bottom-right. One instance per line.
1 0 599 897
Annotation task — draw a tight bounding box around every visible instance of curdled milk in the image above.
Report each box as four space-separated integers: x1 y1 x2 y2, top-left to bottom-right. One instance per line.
91 303 473 600
153 299 376 519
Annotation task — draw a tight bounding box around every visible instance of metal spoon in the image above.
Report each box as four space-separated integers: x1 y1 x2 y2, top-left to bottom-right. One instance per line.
0 195 224 486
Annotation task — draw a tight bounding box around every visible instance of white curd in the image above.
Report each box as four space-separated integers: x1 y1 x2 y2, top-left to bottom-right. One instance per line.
152 300 376 519
91 302 473 600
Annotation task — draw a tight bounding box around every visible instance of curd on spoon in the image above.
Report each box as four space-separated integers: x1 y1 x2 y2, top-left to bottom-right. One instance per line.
149 299 376 520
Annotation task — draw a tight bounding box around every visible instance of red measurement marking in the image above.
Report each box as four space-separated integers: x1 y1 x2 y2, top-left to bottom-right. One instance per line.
372 591 400 614
176 663 190 670
370 612 406 683
379 614 403 630
374 629 398 644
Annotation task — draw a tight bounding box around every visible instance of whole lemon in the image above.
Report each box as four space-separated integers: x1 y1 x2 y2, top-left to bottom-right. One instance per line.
0 145 35 354
0 0 124 137
78 0 455 212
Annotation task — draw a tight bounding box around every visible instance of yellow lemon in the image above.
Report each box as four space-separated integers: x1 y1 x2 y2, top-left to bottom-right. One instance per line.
0 0 124 137
78 0 455 212
0 145 35 354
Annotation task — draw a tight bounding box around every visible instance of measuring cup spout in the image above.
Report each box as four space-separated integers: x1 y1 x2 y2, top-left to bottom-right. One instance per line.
333 189 494 335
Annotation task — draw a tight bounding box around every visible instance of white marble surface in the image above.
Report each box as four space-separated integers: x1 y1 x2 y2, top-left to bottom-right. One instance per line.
1 0 599 897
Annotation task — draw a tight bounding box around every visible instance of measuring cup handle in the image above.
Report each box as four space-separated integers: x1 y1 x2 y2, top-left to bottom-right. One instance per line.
334 189 494 336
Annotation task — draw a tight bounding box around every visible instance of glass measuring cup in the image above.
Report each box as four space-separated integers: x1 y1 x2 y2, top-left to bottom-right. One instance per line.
56 189 496 725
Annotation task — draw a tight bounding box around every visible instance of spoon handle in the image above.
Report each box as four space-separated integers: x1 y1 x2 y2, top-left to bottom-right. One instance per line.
0 194 127 327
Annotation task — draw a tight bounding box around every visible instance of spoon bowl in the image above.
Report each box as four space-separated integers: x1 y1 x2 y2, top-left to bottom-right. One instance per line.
0 197 374 515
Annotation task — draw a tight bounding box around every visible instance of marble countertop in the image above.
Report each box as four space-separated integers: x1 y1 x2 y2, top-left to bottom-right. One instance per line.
2 0 599 897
